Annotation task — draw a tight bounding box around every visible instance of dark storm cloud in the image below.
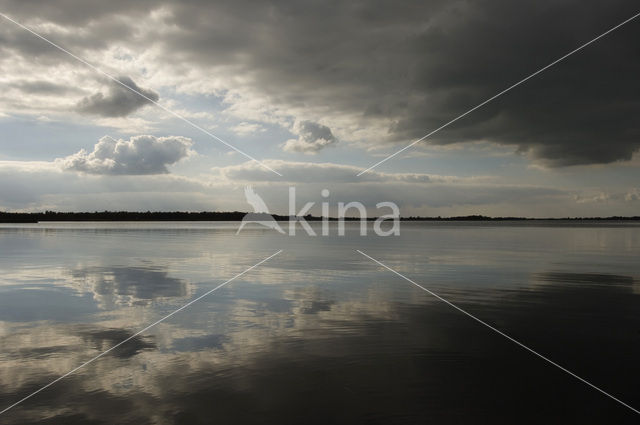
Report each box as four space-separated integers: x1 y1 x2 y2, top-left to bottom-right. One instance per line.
76 76 159 117
2 0 639 165
148 0 640 166
384 1 640 166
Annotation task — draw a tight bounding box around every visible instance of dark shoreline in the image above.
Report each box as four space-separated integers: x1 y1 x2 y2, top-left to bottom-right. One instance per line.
1 211 640 223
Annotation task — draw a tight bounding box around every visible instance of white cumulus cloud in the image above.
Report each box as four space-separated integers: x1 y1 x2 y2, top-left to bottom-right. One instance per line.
58 135 194 175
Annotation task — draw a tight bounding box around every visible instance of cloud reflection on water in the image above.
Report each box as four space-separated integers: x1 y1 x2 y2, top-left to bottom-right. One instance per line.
1 224 640 423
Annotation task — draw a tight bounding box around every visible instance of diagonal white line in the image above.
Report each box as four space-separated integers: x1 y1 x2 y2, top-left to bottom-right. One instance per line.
0 249 283 416
0 12 283 177
356 10 640 176
356 249 640 415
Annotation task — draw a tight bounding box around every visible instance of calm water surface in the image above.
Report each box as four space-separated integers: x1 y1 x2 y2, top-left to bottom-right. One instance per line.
1 221 640 424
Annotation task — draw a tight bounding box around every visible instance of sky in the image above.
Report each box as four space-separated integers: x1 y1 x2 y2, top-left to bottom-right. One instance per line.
0 0 639 217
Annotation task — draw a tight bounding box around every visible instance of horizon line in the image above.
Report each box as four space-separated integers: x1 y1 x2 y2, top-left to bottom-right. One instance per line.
1 211 640 222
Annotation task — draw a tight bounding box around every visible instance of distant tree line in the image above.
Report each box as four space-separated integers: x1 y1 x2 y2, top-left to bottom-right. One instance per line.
1 211 639 223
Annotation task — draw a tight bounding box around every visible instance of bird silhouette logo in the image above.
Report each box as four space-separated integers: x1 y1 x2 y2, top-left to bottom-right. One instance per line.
236 186 285 234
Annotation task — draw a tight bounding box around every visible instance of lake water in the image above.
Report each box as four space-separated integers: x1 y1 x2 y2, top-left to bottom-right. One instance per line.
1 221 640 424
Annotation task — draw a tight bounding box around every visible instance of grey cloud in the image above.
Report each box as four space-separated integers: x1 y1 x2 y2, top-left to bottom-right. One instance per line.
384 0 640 166
3 1 639 165
59 135 193 175
282 121 338 154
157 0 639 166
214 160 437 183
0 160 213 210
0 160 224 212
3 158 639 216
212 160 566 212
0 0 158 26
12 80 83 95
76 76 158 117
0 13 135 63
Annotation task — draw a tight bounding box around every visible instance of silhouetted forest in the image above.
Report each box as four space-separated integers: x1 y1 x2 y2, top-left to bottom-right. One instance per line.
1 211 639 223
